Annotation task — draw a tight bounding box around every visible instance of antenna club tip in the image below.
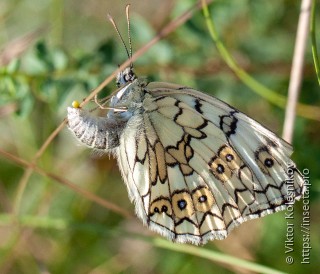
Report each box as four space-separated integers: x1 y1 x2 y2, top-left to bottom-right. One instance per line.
107 13 113 21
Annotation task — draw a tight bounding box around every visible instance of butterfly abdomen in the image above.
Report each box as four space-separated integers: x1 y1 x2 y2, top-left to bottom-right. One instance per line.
67 107 124 151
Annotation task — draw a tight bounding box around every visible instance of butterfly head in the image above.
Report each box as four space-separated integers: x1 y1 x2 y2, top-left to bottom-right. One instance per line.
116 66 137 88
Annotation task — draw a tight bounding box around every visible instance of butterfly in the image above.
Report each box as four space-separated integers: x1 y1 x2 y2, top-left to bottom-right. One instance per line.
67 6 305 245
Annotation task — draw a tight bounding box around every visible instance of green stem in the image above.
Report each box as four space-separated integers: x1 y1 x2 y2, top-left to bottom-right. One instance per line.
153 238 287 274
311 0 320 85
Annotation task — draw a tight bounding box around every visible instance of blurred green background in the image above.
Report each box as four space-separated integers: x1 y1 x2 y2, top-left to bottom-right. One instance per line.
0 0 319 273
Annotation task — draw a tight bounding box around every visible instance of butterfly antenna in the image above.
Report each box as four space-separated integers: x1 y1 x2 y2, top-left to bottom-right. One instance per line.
107 13 131 64
125 4 133 69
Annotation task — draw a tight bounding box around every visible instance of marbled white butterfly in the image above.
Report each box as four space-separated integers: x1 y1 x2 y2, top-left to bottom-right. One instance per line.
67 6 305 245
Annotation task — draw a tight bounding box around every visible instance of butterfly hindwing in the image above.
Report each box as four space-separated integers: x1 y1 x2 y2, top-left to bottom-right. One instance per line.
125 81 304 244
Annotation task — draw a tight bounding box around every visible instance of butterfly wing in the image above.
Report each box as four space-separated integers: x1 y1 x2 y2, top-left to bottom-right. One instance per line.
116 81 304 245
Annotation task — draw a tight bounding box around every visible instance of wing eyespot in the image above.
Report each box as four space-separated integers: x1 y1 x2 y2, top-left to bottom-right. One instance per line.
172 191 194 218
208 156 232 182
192 187 215 212
255 146 276 174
